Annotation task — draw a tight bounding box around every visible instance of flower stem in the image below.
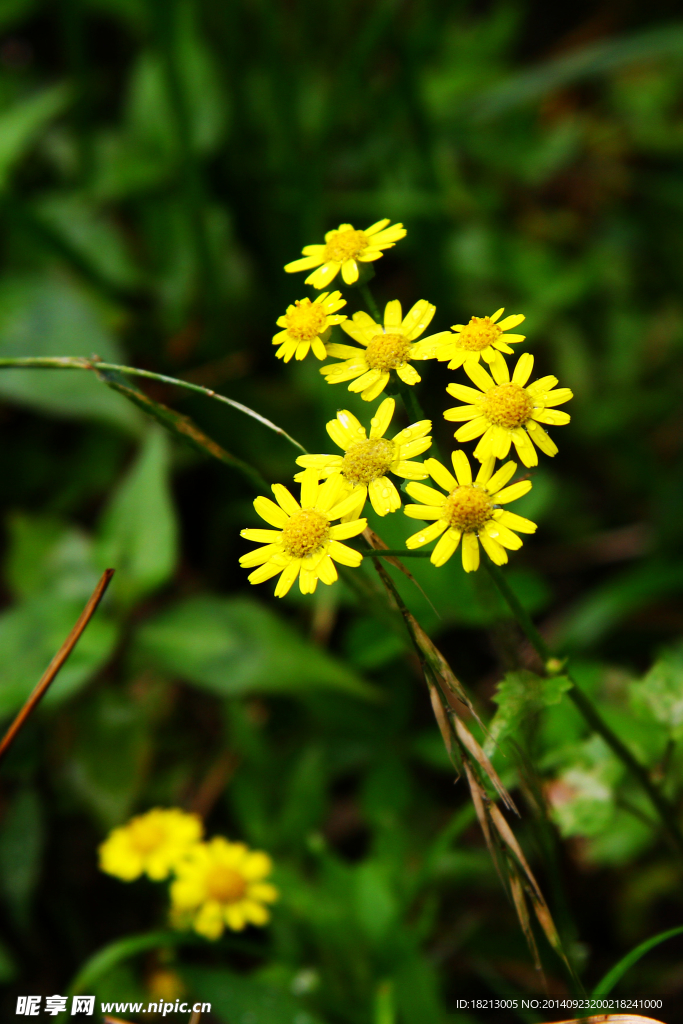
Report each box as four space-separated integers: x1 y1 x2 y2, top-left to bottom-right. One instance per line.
483 556 683 858
359 283 381 322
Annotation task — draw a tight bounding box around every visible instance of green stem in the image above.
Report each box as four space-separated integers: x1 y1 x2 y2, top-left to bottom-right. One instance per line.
0 357 307 455
483 557 683 858
359 283 381 322
395 377 428 424
359 548 432 558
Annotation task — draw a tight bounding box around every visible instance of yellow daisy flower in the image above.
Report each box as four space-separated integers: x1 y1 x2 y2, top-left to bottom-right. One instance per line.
284 219 406 289
294 397 432 518
434 308 526 372
239 470 366 597
320 299 441 402
404 451 537 573
98 808 203 882
443 352 573 467
170 837 278 940
272 291 347 362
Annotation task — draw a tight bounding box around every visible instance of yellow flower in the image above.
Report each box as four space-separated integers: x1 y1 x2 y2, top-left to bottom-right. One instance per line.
170 837 278 940
272 291 347 362
295 397 432 518
404 451 536 572
320 299 441 402
239 470 366 597
434 308 526 372
443 353 572 467
98 808 203 882
284 219 406 288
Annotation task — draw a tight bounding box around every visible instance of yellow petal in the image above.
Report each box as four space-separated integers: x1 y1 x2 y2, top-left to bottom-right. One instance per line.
478 531 507 566
451 450 472 486
405 520 448 546
395 363 421 385
271 483 301 516
431 528 460 567
512 352 534 387
274 560 301 597
405 481 447 505
403 504 444 520
426 457 456 492
464 362 495 391
368 476 401 516
360 372 390 401
369 397 395 439
384 299 403 329
498 313 525 330
402 299 435 340
494 480 532 504
254 496 289 528
486 460 517 494
496 509 536 534
341 259 359 284
328 540 363 566
461 533 480 572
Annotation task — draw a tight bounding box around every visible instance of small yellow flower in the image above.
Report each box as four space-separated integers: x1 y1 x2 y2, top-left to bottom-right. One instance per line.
98 808 203 882
240 470 366 597
320 299 441 402
170 837 278 940
284 219 406 288
443 353 572 467
404 451 537 573
433 308 526 372
272 291 347 362
295 397 432 518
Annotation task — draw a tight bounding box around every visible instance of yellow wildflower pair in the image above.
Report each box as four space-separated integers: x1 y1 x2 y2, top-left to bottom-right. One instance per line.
98 808 277 940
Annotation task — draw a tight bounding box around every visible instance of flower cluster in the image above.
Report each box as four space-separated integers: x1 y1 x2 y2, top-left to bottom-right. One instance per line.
242 220 573 589
98 808 278 940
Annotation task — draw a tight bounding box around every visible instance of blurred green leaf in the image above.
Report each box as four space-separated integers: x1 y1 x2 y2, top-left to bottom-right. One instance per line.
630 642 683 740
0 84 70 189
549 736 622 838
471 24 683 119
135 595 377 699
353 861 398 946
0 787 43 927
65 688 150 828
184 967 325 1024
485 671 572 755
0 276 142 431
96 426 178 604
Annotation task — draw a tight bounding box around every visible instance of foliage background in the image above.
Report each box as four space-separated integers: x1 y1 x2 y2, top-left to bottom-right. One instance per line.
1 0 683 1020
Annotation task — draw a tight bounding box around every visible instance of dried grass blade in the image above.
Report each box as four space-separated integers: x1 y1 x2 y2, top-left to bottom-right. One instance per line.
509 870 542 972
362 527 438 614
453 717 518 814
489 803 543 900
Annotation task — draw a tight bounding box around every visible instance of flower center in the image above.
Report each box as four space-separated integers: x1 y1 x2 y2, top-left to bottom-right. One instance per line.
456 316 502 352
205 865 247 904
129 819 165 855
365 332 412 371
342 438 395 486
483 383 534 429
323 228 368 263
281 508 330 558
284 300 328 341
443 486 493 532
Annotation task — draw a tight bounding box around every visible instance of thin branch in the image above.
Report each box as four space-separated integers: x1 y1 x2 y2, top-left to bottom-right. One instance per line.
0 357 308 455
0 569 115 764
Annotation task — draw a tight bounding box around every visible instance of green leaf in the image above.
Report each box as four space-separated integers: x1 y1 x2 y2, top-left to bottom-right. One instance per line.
0 276 142 432
183 967 324 1024
0 788 43 927
549 736 622 838
353 861 399 946
0 84 70 189
592 923 683 997
96 426 178 604
485 670 572 755
65 688 150 828
134 595 377 699
629 642 683 739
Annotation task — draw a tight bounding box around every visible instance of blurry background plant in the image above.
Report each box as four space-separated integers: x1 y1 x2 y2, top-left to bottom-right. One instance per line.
2 0 683 1021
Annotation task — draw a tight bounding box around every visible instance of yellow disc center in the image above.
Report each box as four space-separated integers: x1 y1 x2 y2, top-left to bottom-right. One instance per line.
443 485 492 532
456 316 502 352
281 508 330 558
324 228 368 263
129 819 165 855
342 438 395 486
365 332 412 371
205 864 247 904
483 383 534 429
284 300 328 341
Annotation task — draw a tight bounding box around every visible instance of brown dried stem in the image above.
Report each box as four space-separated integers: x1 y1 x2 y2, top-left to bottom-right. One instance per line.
0 568 115 764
